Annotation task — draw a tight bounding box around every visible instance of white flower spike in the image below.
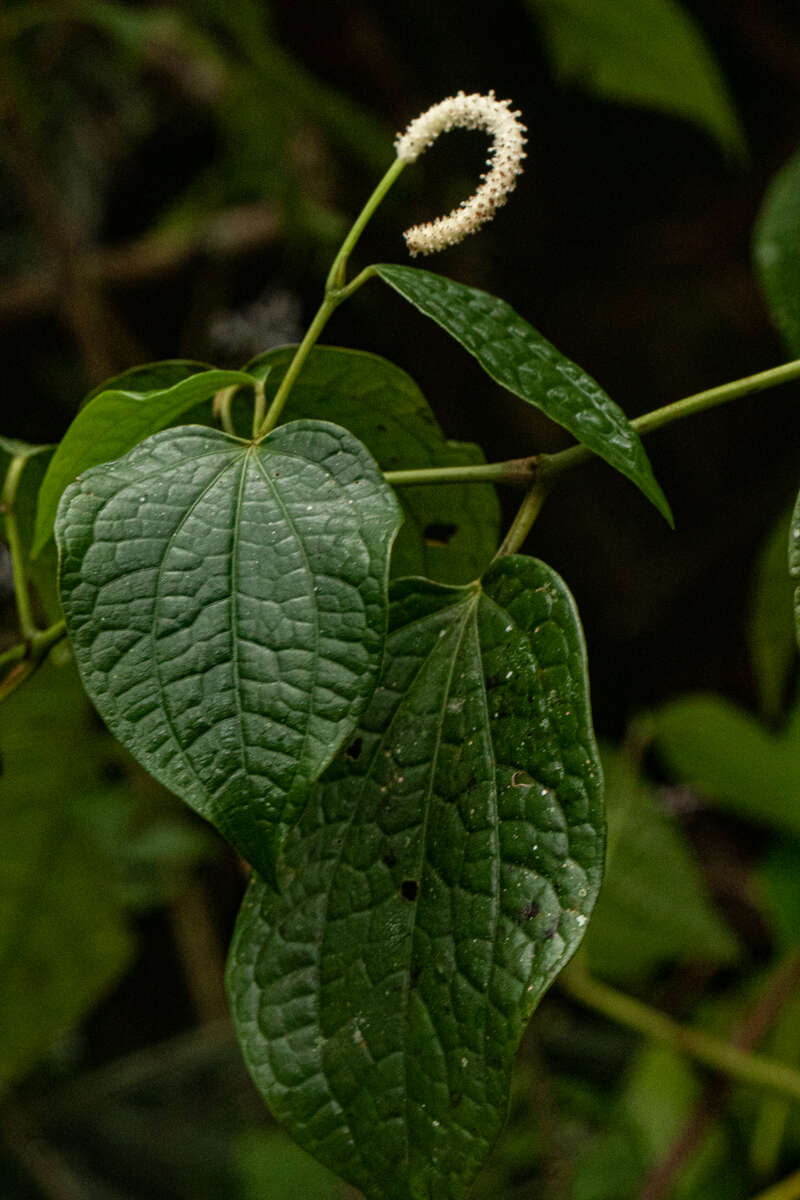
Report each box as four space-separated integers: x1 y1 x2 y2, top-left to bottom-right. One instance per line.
394 90 527 257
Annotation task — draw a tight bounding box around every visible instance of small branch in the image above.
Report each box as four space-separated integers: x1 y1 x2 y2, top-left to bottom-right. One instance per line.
55 1018 235 1108
168 876 230 1025
541 358 800 483
0 619 68 702
325 157 405 292
385 456 537 487
0 1102 86 1200
256 293 341 436
635 950 800 1200
560 963 800 1105
213 385 238 436
0 204 282 323
494 478 551 558
2 455 36 640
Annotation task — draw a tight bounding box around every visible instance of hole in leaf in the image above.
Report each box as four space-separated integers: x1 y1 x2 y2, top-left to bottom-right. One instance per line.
410 964 422 987
517 901 540 922
400 879 419 902
423 522 458 546
345 737 363 760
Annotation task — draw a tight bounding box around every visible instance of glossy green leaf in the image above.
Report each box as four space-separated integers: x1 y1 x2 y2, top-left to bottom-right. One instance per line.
374 264 672 525
33 366 257 557
792 489 800 651
584 748 737 983
227 555 604 1200
749 506 798 719
246 345 501 584
0 659 133 1091
652 694 800 835
56 421 401 880
82 358 214 404
754 148 800 356
526 0 745 159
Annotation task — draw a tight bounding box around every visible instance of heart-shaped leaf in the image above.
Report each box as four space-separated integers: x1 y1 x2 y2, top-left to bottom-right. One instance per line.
227 555 604 1200
56 421 402 880
34 366 258 557
374 264 672 525
246 344 501 583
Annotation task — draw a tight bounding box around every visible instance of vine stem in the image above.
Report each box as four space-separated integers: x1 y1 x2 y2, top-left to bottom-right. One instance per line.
256 295 341 437
560 963 800 1105
325 157 406 293
382 356 800 498
541 356 800 483
2 454 36 640
385 457 537 487
493 479 551 558
0 619 67 703
256 158 406 439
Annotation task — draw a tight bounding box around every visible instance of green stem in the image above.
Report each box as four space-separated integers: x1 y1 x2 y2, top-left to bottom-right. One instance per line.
749 1169 800 1200
257 160 406 439
561 964 800 1105
0 619 67 703
542 357 800 482
493 479 551 558
2 455 36 640
213 386 238 437
386 457 537 487
255 294 341 437
251 377 267 439
325 157 406 293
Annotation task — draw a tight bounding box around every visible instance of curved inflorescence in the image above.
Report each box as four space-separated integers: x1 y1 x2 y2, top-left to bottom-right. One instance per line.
394 90 527 257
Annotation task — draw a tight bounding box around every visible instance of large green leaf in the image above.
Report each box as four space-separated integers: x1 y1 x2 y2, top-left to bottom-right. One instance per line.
792 489 800 651
374 265 672 525
0 659 133 1092
56 421 401 881
526 0 745 159
246 345 501 584
227 555 604 1200
584 748 737 983
651 694 800 835
754 148 800 356
33 366 258 557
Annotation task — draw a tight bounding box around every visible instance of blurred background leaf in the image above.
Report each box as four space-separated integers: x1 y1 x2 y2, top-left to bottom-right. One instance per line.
525 0 746 159
584 746 738 984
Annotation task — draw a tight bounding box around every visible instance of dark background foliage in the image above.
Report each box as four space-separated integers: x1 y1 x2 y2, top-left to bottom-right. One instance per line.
2 2 800 1198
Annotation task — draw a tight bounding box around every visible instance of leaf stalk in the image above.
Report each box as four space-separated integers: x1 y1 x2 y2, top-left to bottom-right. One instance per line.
2 454 36 640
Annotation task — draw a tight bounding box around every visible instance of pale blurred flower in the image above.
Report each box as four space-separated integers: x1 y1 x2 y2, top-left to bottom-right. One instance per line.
394 90 527 256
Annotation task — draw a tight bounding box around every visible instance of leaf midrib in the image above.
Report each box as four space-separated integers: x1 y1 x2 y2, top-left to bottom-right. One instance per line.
313 588 480 1176
151 454 241 806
